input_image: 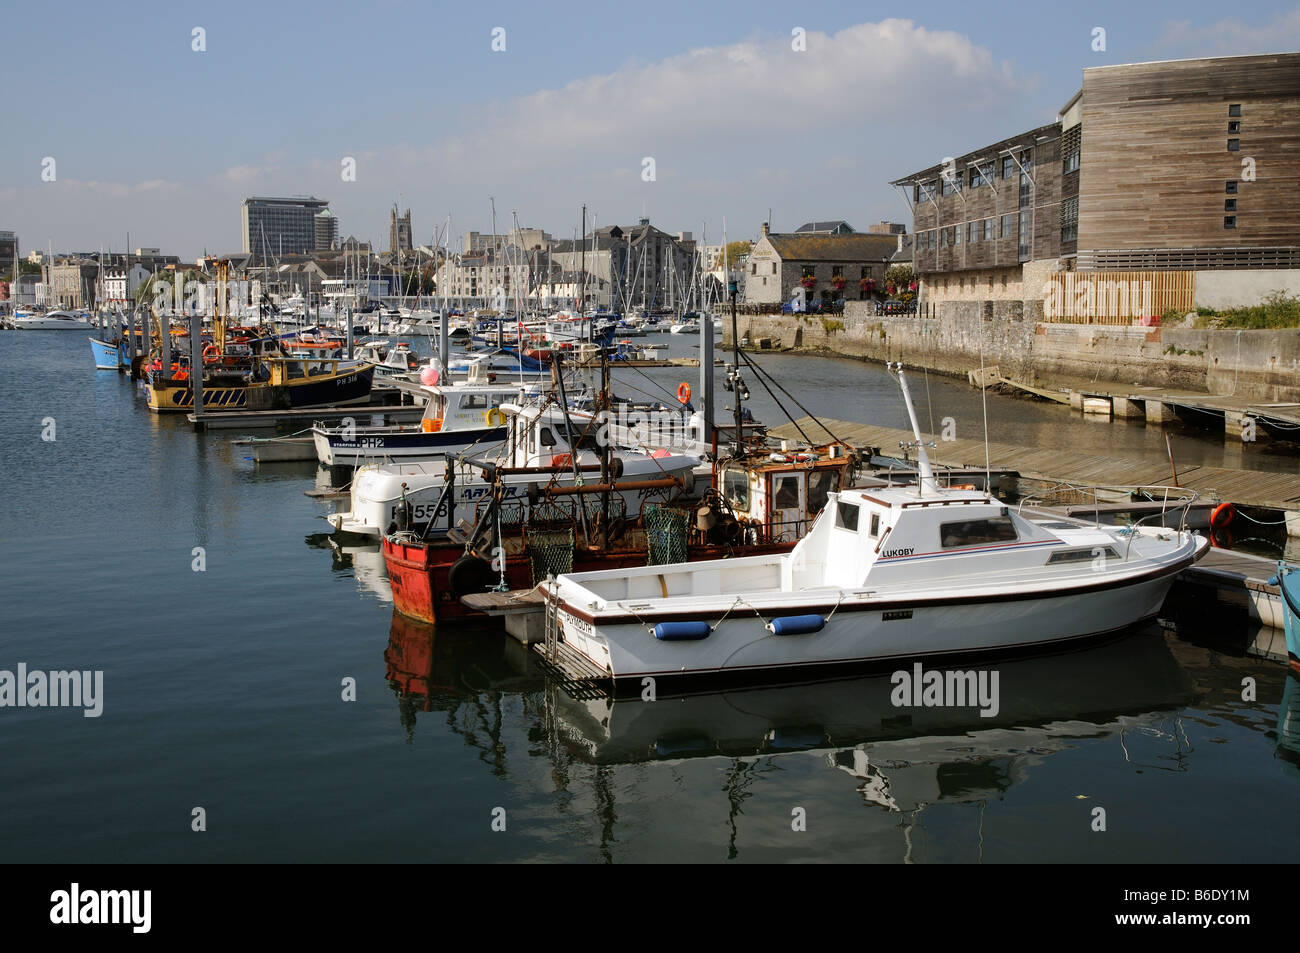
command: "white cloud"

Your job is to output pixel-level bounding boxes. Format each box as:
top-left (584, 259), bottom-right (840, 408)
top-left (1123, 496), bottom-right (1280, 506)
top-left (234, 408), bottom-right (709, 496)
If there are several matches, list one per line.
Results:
top-left (7, 19), bottom-right (1029, 255)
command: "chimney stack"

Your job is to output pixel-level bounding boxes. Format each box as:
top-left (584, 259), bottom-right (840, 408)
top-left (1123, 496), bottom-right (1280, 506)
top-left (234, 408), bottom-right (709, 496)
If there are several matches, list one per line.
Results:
top-left (761, 222), bottom-right (770, 236)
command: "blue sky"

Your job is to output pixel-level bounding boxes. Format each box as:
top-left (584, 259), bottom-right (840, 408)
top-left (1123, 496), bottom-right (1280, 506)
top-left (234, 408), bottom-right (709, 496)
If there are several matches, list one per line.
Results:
top-left (4, 0), bottom-right (1300, 259)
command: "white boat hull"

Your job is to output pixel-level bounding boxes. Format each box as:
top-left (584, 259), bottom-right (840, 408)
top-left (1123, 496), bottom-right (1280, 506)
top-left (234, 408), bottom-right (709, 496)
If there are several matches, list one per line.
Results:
top-left (328, 456), bottom-right (699, 537)
top-left (555, 561), bottom-right (1195, 681)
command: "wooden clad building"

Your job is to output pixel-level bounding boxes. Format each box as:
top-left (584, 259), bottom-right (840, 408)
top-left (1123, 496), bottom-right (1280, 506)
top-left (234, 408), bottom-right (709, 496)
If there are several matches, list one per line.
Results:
top-left (1077, 53), bottom-right (1300, 270)
top-left (893, 52), bottom-right (1300, 278)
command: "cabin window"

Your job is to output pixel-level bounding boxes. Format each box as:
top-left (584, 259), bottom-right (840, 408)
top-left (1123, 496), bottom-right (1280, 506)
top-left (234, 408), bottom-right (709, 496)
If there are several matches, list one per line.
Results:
top-left (539, 427), bottom-right (556, 447)
top-left (772, 475), bottom-right (800, 509)
top-left (807, 470), bottom-right (839, 514)
top-left (869, 512), bottom-right (881, 537)
top-left (1047, 546), bottom-right (1119, 564)
top-left (940, 517), bottom-right (1018, 548)
top-left (835, 501), bottom-right (860, 532)
top-left (722, 469), bottom-right (749, 510)
top-left (461, 394), bottom-right (488, 410)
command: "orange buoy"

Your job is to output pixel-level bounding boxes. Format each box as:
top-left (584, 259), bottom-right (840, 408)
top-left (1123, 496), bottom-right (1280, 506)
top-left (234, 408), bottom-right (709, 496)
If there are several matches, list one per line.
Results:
top-left (203, 344), bottom-right (221, 363)
top-left (677, 381), bottom-right (691, 404)
top-left (1210, 502), bottom-right (1236, 529)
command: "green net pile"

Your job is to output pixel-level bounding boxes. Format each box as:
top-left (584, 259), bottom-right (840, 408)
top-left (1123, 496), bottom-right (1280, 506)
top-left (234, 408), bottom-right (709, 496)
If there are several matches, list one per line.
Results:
top-left (645, 505), bottom-right (689, 566)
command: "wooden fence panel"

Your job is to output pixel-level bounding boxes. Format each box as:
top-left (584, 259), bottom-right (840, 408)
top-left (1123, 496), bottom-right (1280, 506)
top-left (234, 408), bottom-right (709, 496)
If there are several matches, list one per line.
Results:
top-left (1042, 270), bottom-right (1195, 324)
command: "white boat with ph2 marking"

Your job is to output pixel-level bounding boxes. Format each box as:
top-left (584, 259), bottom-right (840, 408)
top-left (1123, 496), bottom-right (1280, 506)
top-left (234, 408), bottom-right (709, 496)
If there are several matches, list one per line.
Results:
top-left (542, 364), bottom-right (1209, 683)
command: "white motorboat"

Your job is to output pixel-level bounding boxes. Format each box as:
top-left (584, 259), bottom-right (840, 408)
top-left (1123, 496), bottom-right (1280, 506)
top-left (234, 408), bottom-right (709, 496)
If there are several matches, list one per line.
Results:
top-left (352, 340), bottom-right (421, 376)
top-left (327, 399), bottom-right (700, 537)
top-left (14, 309), bottom-right (94, 330)
top-left (542, 364), bottom-right (1209, 683)
top-left (312, 367), bottom-right (527, 466)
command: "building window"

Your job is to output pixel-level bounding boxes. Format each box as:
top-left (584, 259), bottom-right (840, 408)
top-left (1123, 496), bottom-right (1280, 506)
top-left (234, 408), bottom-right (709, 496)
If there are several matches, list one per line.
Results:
top-left (772, 263), bottom-right (777, 274)
top-left (983, 218), bottom-right (995, 240)
top-left (1000, 213), bottom-right (1016, 238)
top-left (1001, 156), bottom-right (1014, 179)
top-left (1228, 104), bottom-right (1242, 117)
top-left (1018, 211), bottom-right (1030, 260)
top-left (1228, 121), bottom-right (1241, 133)
top-left (941, 173), bottom-right (961, 197)
top-left (802, 265), bottom-right (815, 279)
top-left (969, 166), bottom-right (984, 188)
top-left (1227, 139), bottom-right (1240, 151)
top-left (954, 225), bottom-right (962, 244)
top-left (1226, 180), bottom-right (1238, 194)
top-left (1224, 216), bottom-right (1237, 229)
top-left (968, 221), bottom-right (979, 243)
top-left (751, 263), bottom-right (756, 275)
top-left (1225, 199), bottom-right (1237, 212)
top-left (832, 266), bottom-right (842, 277)
top-left (1061, 196), bottom-right (1079, 243)
top-left (1062, 126), bottom-right (1081, 175)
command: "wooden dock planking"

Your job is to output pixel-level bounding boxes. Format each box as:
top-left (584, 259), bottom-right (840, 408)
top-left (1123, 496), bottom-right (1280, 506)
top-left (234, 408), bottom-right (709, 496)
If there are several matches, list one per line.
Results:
top-left (770, 416), bottom-right (1300, 511)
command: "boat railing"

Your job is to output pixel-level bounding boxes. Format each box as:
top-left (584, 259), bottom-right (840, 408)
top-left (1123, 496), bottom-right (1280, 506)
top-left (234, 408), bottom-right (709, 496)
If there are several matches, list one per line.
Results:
top-left (1017, 481), bottom-right (1201, 556)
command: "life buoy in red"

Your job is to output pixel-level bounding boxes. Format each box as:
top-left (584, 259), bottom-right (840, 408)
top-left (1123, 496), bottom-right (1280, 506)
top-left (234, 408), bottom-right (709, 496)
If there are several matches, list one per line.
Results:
top-left (551, 452), bottom-right (572, 468)
top-left (1210, 502), bottom-right (1235, 530)
top-left (677, 381), bottom-right (691, 404)
top-left (1211, 527), bottom-right (1234, 550)
top-left (203, 344), bottom-right (221, 363)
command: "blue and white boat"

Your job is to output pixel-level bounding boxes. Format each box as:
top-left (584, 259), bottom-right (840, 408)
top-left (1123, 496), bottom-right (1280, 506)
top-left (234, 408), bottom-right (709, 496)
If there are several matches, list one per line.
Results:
top-left (311, 367), bottom-right (526, 466)
top-left (1270, 562), bottom-right (1300, 673)
top-left (89, 336), bottom-right (122, 369)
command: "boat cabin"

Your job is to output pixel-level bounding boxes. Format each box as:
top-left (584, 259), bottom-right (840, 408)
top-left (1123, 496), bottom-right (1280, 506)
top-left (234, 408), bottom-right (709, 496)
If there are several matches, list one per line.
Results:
top-left (717, 447), bottom-right (855, 543)
top-left (787, 485), bottom-right (1079, 589)
top-left (419, 379), bottom-right (524, 433)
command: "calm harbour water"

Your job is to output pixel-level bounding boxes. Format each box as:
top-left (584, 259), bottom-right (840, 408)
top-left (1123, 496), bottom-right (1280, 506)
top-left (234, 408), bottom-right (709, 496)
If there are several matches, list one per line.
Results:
top-left (1, 330), bottom-right (1298, 863)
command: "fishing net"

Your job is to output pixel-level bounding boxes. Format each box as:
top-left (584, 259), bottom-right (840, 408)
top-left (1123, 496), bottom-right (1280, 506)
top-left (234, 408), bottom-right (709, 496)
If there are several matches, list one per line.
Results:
top-left (645, 505), bottom-right (689, 566)
top-left (529, 529), bottom-right (574, 585)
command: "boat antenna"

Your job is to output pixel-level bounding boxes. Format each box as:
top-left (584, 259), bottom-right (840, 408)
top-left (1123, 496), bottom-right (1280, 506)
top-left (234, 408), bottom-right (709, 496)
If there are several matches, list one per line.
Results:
top-left (888, 362), bottom-right (938, 497)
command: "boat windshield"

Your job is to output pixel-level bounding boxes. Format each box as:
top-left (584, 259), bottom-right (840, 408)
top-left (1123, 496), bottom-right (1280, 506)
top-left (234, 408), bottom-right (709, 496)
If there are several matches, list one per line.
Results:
top-left (722, 468), bottom-right (749, 511)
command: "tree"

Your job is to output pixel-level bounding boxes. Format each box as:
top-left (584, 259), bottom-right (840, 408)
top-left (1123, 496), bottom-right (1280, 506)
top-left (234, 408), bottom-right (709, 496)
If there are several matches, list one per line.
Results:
top-left (720, 241), bottom-right (752, 268)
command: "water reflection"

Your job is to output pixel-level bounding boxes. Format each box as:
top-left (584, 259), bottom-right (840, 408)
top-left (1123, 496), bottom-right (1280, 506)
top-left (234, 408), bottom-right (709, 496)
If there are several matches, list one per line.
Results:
top-left (382, 611), bottom-right (1300, 858)
top-left (305, 532), bottom-right (393, 603)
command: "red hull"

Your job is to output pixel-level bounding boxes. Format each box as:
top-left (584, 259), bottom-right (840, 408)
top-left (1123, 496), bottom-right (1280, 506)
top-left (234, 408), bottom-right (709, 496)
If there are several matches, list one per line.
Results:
top-left (383, 536), bottom-right (793, 625)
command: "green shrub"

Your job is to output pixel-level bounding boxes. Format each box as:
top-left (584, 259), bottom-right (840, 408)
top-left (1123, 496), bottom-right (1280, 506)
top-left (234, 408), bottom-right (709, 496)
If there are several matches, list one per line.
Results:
top-left (1195, 291), bottom-right (1300, 329)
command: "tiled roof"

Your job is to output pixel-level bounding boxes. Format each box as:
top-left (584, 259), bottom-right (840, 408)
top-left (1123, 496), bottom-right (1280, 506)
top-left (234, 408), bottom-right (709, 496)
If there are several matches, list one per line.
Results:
top-left (765, 233), bottom-right (899, 263)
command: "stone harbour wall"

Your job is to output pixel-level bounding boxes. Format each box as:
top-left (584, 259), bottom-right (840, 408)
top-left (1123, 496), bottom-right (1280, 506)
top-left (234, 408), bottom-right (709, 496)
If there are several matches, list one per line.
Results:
top-left (725, 303), bottom-right (1300, 402)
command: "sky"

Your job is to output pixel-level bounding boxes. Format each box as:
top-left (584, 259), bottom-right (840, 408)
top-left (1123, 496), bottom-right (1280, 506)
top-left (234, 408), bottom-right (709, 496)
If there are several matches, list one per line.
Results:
top-left (3, 0), bottom-right (1300, 260)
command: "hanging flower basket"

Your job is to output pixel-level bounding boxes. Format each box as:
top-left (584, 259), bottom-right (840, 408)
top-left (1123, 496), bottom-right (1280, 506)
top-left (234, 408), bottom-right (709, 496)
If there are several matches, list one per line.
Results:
top-left (799, 276), bottom-right (817, 290)
top-left (860, 277), bottom-right (875, 291)
top-left (831, 275), bottom-right (847, 291)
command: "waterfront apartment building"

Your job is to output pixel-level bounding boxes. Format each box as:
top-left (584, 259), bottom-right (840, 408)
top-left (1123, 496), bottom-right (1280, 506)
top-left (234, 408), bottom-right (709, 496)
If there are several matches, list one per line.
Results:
top-left (549, 220), bottom-right (699, 312)
top-left (242, 196), bottom-right (331, 262)
top-left (890, 52), bottom-right (1300, 322)
top-left (436, 245), bottom-right (533, 305)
